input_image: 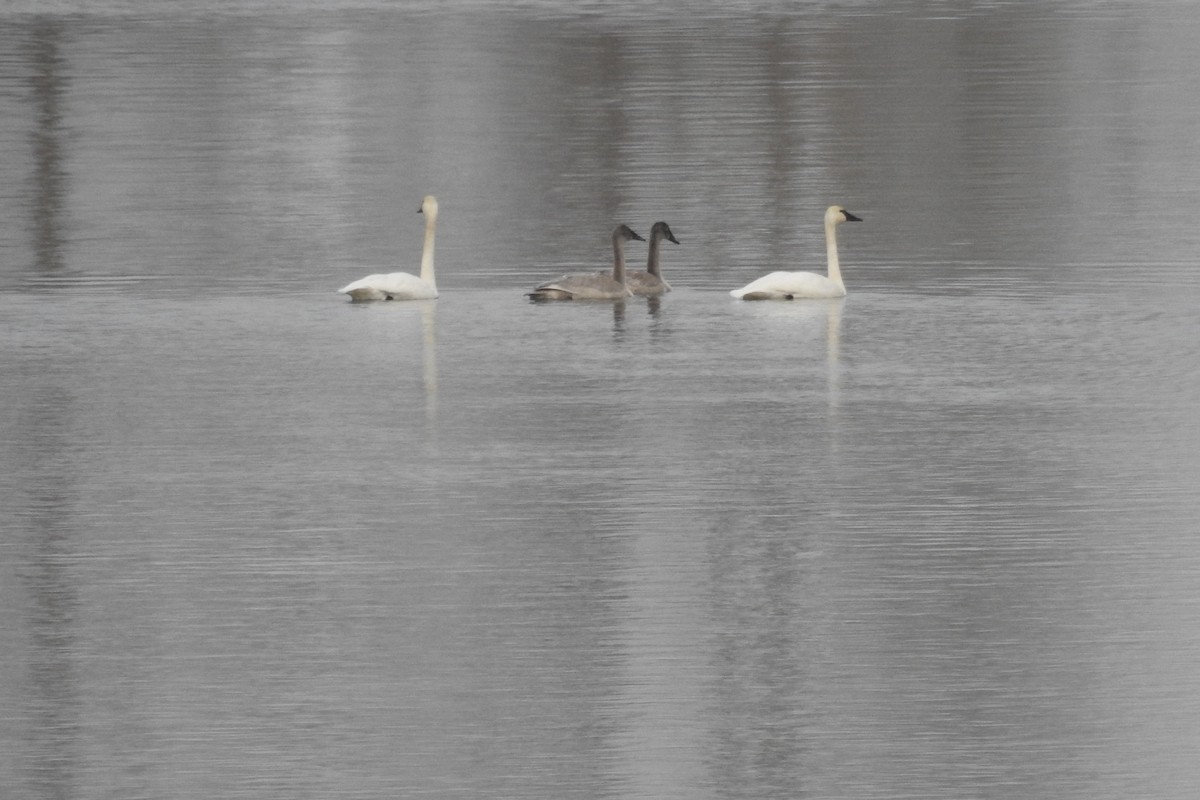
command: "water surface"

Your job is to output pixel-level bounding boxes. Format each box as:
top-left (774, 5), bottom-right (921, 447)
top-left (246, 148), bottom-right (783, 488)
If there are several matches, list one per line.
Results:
top-left (3, 3), bottom-right (1200, 799)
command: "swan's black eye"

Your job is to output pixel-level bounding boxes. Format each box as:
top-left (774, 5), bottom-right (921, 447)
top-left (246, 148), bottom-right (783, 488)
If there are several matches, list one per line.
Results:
top-left (784, 294), bottom-right (794, 300)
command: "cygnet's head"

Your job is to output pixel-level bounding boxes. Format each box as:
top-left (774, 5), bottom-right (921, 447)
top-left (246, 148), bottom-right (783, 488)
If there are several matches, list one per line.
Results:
top-left (826, 205), bottom-right (862, 225)
top-left (419, 195), bottom-right (439, 218)
top-left (613, 224), bottom-right (646, 242)
top-left (651, 221), bottom-right (680, 245)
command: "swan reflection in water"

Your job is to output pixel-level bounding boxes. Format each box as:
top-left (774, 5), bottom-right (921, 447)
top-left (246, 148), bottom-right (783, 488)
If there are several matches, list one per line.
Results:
top-left (420, 300), bottom-right (437, 428)
top-left (732, 295), bottom-right (844, 413)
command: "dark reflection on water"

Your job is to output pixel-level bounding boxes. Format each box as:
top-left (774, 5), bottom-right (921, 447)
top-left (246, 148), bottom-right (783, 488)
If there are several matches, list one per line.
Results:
top-left (27, 18), bottom-right (68, 276)
top-left (3, 2), bottom-right (1200, 800)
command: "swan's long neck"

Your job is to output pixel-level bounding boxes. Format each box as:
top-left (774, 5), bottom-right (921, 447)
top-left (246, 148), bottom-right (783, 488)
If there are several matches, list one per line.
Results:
top-left (612, 233), bottom-right (628, 285)
top-left (824, 217), bottom-right (844, 291)
top-left (646, 232), bottom-right (662, 277)
top-left (420, 213), bottom-right (437, 288)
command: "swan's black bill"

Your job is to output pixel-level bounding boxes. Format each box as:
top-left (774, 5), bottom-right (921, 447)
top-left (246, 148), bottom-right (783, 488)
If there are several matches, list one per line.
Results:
top-left (843, 210), bottom-right (863, 222)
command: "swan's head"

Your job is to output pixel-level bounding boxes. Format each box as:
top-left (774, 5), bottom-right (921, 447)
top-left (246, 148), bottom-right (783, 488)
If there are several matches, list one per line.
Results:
top-left (826, 205), bottom-right (862, 225)
top-left (651, 221), bottom-right (680, 245)
top-left (418, 195), bottom-right (438, 219)
top-left (613, 224), bottom-right (646, 243)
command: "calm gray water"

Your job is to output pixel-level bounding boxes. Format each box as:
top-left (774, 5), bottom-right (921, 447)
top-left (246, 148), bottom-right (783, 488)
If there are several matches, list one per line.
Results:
top-left (3, 2), bottom-right (1200, 798)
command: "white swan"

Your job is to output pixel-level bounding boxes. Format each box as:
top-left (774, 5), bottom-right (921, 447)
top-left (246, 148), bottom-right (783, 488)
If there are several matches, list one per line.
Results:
top-left (527, 225), bottom-right (645, 301)
top-left (339, 195), bottom-right (439, 301)
top-left (730, 205), bottom-right (862, 300)
top-left (626, 221), bottom-right (680, 296)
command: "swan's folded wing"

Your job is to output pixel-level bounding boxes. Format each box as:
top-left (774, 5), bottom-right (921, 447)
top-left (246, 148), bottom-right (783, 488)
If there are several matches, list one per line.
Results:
top-left (531, 273), bottom-right (576, 291)
top-left (339, 273), bottom-right (387, 294)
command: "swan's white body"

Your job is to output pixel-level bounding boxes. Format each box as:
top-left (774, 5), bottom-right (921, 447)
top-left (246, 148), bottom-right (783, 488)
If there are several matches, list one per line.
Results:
top-left (732, 270), bottom-right (845, 300)
top-left (527, 225), bottom-right (644, 301)
top-left (339, 195), bottom-right (439, 301)
top-left (626, 221), bottom-right (679, 297)
top-left (731, 205), bottom-right (862, 300)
